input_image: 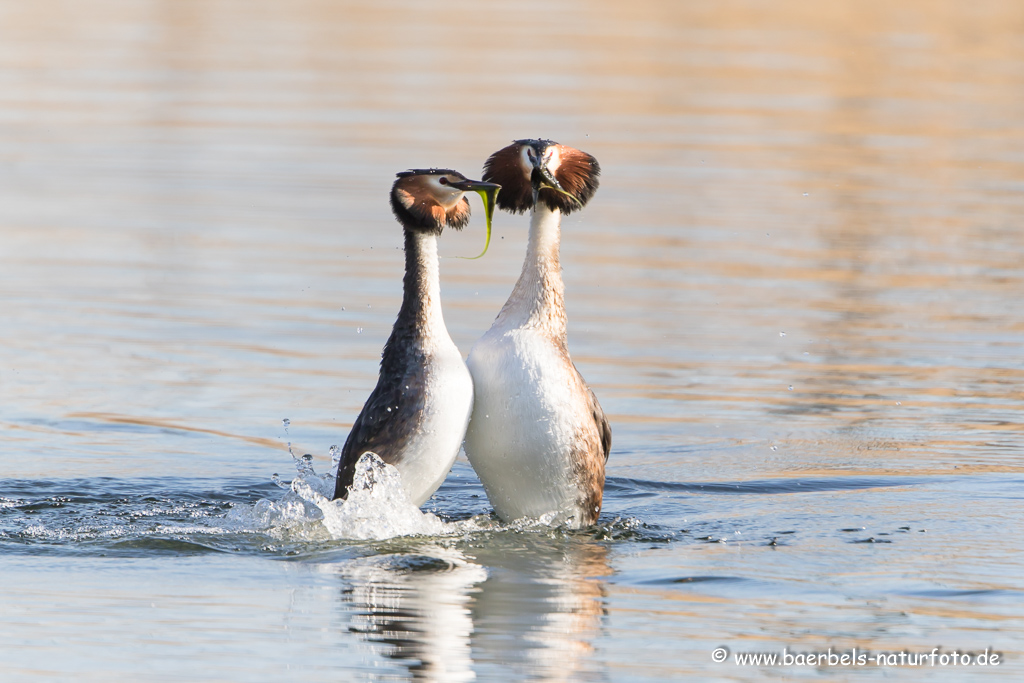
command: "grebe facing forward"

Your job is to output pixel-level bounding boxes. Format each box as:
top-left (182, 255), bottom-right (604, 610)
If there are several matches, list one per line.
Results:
top-left (332, 169), bottom-right (499, 506)
top-left (464, 140), bottom-right (610, 528)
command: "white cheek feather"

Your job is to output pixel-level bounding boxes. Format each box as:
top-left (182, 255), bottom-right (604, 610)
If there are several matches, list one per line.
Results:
top-left (519, 145), bottom-right (536, 177)
top-left (544, 145), bottom-right (561, 171)
top-left (425, 176), bottom-right (464, 210)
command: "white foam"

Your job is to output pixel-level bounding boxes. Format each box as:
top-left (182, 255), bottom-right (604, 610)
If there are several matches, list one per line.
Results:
top-left (303, 452), bottom-right (460, 540)
top-left (239, 452), bottom-right (463, 542)
top-left (235, 449), bottom-right (611, 543)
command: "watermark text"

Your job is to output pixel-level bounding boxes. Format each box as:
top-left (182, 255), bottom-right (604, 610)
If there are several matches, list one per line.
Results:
top-left (711, 646), bottom-right (1001, 668)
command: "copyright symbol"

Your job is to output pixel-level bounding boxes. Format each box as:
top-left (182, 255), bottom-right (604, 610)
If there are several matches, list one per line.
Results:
top-left (712, 647), bottom-right (728, 663)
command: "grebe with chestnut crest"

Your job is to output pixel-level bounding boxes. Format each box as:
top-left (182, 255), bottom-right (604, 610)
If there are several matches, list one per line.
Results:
top-left (464, 140), bottom-right (610, 528)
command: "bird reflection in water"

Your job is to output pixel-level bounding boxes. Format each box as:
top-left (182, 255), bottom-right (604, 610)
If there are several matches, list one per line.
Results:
top-left (336, 545), bottom-right (484, 682)
top-left (468, 537), bottom-right (611, 682)
top-left (334, 537), bottom-right (611, 682)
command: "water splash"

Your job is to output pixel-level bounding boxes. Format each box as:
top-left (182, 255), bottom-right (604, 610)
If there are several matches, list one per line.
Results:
top-left (295, 453), bottom-right (454, 541)
top-left (236, 451), bottom-right (459, 542)
top-left (240, 448), bottom-right (640, 542)
top-left (1, 452), bottom-right (660, 556)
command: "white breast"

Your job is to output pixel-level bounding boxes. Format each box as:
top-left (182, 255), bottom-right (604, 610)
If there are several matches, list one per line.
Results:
top-left (463, 204), bottom-right (605, 527)
top-left (398, 335), bottom-right (474, 507)
top-left (464, 325), bottom-right (585, 524)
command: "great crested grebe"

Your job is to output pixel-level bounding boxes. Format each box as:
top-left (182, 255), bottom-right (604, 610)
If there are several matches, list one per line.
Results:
top-left (463, 140), bottom-right (610, 527)
top-left (332, 169), bottom-right (499, 506)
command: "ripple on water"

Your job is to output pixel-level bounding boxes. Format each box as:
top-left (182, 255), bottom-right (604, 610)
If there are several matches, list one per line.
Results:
top-left (0, 454), bottom-right (673, 558)
top-left (607, 475), bottom-right (928, 495)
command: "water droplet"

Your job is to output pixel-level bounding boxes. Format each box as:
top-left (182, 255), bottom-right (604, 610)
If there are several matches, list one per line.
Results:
top-left (802, 192), bottom-right (809, 196)
top-left (386, 407), bottom-right (392, 412)
top-left (896, 401), bottom-right (901, 405)
top-left (282, 418), bottom-right (290, 428)
top-left (770, 445), bottom-right (778, 451)
top-left (788, 385), bottom-right (793, 391)
top-left (779, 332), bottom-right (786, 337)
top-left (356, 327), bottom-right (363, 334)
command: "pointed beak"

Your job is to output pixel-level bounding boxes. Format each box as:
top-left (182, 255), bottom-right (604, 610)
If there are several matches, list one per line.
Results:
top-left (530, 158), bottom-right (582, 207)
top-left (449, 179), bottom-right (500, 259)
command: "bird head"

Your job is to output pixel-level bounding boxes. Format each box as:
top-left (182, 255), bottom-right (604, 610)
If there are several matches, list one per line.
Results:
top-left (390, 169), bottom-right (500, 237)
top-left (482, 139), bottom-right (600, 215)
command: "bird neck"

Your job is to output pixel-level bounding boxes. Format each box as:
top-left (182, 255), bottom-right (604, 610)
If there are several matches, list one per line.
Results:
top-left (495, 204), bottom-right (567, 341)
top-left (388, 230), bottom-right (447, 355)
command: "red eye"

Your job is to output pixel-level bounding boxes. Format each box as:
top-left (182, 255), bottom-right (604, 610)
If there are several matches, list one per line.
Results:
top-left (439, 177), bottom-right (449, 185)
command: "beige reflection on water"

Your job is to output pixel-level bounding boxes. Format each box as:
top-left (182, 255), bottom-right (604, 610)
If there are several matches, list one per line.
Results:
top-left (332, 546), bottom-right (484, 682)
top-left (329, 538), bottom-right (610, 682)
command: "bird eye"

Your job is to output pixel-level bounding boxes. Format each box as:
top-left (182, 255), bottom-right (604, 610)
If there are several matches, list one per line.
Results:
top-left (438, 177), bottom-right (449, 185)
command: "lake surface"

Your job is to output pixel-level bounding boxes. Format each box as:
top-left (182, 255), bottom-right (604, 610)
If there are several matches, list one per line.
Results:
top-left (2, 1), bottom-right (1023, 680)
